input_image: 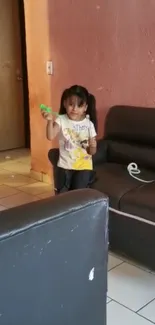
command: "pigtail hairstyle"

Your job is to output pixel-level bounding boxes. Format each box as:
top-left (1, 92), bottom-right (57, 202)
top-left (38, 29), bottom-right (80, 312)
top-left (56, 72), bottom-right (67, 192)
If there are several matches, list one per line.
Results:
top-left (87, 93), bottom-right (98, 133)
top-left (59, 88), bottom-right (69, 114)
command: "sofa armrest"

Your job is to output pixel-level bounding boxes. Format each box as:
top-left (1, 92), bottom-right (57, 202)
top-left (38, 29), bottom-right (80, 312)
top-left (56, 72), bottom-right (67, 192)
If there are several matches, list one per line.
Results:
top-left (0, 189), bottom-right (108, 325)
top-left (93, 139), bottom-right (108, 166)
top-left (0, 189), bottom-right (108, 241)
top-left (48, 148), bottom-right (59, 167)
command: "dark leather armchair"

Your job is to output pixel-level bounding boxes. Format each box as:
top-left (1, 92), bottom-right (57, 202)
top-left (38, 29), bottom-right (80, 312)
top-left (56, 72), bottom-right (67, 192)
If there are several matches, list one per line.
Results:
top-left (0, 189), bottom-right (108, 325)
top-left (92, 105), bottom-right (155, 270)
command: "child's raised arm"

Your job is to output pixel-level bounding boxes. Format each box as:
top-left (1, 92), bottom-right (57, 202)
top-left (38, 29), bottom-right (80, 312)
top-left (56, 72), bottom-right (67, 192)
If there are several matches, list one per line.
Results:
top-left (41, 111), bottom-right (60, 140)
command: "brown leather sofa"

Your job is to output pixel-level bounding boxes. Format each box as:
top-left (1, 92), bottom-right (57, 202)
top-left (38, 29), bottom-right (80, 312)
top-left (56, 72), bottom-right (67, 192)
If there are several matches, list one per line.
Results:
top-left (92, 105), bottom-right (155, 270)
top-left (0, 189), bottom-right (108, 325)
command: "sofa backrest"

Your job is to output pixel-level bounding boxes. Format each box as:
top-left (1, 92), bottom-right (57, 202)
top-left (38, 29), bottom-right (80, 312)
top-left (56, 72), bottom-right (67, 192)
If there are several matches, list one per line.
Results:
top-left (0, 189), bottom-right (108, 325)
top-left (106, 140), bottom-right (155, 170)
top-left (104, 106), bottom-right (155, 169)
top-left (104, 105), bottom-right (155, 146)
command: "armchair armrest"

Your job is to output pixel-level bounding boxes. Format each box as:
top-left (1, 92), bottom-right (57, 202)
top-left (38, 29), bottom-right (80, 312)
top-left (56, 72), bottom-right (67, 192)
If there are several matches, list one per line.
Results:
top-left (48, 148), bottom-right (59, 167)
top-left (93, 139), bottom-right (108, 166)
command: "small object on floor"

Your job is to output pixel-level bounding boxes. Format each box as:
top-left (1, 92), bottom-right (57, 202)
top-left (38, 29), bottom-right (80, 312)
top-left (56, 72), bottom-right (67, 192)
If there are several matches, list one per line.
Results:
top-left (5, 156), bottom-right (11, 160)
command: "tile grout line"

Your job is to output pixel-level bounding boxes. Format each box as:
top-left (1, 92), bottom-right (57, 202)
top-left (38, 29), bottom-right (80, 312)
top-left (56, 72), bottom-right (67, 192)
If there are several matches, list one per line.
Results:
top-left (108, 298), bottom-right (155, 324)
top-left (136, 297), bottom-right (155, 313)
top-left (0, 188), bottom-right (34, 200)
top-left (0, 180), bottom-right (53, 191)
top-left (0, 183), bottom-right (53, 198)
top-left (0, 169), bottom-right (53, 187)
top-left (0, 190), bottom-right (53, 209)
top-left (135, 313), bottom-right (155, 324)
top-left (2, 169), bottom-right (35, 181)
top-left (108, 261), bottom-right (124, 272)
top-left (120, 257), bottom-right (155, 275)
top-left (109, 252), bottom-right (155, 276)
top-left (18, 188), bottom-right (53, 196)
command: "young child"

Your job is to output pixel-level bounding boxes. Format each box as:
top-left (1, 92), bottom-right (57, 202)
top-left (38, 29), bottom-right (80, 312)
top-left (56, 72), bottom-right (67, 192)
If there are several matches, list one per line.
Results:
top-left (42, 85), bottom-right (97, 193)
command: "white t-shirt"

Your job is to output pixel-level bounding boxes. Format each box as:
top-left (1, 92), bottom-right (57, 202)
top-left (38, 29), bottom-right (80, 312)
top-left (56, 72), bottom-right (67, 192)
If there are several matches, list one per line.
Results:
top-left (55, 114), bottom-right (97, 170)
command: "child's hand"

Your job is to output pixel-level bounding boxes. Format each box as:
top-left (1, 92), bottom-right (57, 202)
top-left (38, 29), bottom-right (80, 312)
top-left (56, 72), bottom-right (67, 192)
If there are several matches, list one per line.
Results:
top-left (41, 111), bottom-right (53, 121)
top-left (87, 137), bottom-right (97, 155)
top-left (89, 137), bottom-right (97, 148)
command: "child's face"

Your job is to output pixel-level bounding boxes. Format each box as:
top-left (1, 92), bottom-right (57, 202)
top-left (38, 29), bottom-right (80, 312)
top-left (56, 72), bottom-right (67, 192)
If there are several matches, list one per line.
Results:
top-left (65, 95), bottom-right (87, 121)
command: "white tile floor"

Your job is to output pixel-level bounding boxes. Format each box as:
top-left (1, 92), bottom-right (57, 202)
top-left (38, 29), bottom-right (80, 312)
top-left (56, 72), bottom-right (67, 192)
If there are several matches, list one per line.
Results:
top-left (107, 253), bottom-right (155, 324)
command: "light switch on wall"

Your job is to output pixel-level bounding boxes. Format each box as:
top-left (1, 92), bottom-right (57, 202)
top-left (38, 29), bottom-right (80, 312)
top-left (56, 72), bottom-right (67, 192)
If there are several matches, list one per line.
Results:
top-left (46, 61), bottom-right (53, 75)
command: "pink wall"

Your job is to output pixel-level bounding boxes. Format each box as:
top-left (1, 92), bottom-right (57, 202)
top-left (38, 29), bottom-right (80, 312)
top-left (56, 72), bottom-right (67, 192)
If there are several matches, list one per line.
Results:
top-left (24, 0), bottom-right (155, 179)
top-left (48, 0), bottom-right (155, 138)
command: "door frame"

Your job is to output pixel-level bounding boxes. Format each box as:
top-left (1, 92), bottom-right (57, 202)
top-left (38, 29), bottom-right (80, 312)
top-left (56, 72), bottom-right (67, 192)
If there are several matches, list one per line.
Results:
top-left (18, 0), bottom-right (30, 148)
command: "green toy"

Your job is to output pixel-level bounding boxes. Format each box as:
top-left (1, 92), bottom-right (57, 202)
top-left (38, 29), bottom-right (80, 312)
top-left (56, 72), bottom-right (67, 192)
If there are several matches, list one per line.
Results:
top-left (40, 104), bottom-right (59, 116)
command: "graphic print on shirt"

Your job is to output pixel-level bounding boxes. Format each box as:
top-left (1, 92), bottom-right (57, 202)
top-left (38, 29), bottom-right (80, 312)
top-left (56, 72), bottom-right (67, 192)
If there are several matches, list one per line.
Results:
top-left (55, 114), bottom-right (96, 170)
top-left (62, 126), bottom-right (92, 170)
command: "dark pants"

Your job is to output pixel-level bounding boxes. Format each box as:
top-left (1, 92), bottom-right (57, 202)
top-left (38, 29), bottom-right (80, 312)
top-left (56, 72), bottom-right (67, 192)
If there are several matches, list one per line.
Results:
top-left (55, 168), bottom-right (92, 194)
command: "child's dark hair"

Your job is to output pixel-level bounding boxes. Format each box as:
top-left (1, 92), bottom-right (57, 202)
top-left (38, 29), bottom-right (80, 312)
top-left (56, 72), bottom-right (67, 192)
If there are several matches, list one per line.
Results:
top-left (59, 85), bottom-right (97, 132)
top-left (59, 88), bottom-right (69, 113)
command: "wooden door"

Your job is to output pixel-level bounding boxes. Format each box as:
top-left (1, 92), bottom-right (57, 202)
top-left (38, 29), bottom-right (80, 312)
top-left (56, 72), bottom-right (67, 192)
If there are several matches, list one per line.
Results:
top-left (0, 0), bottom-right (25, 150)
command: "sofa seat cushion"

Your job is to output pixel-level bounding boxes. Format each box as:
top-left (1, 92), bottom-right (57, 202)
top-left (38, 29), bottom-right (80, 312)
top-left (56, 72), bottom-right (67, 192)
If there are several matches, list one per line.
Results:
top-left (107, 140), bottom-right (155, 170)
top-left (120, 181), bottom-right (155, 223)
top-left (92, 163), bottom-right (155, 209)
